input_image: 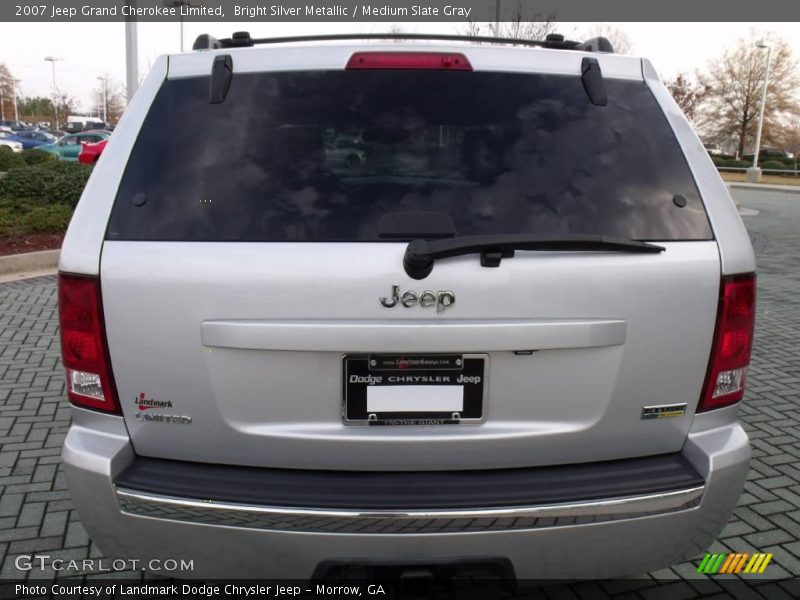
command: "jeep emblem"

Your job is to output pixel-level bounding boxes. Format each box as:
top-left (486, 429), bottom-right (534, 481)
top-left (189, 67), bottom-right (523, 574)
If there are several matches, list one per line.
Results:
top-left (380, 285), bottom-right (455, 313)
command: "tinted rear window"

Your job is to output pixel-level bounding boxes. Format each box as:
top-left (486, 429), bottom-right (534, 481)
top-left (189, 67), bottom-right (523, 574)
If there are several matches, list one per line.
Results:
top-left (107, 70), bottom-right (711, 242)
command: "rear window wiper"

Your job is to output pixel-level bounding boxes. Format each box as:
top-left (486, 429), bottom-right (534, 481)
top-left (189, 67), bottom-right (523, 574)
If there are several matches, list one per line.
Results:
top-left (403, 234), bottom-right (665, 279)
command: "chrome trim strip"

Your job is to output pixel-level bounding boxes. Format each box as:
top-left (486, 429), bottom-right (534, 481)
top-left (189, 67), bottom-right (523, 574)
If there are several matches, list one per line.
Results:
top-left (115, 485), bottom-right (705, 534)
top-left (200, 318), bottom-right (627, 353)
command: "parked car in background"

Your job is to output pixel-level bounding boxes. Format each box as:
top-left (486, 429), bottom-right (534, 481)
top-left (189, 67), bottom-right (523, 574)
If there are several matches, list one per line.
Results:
top-left (3, 129), bottom-right (58, 149)
top-left (39, 131), bottom-right (110, 161)
top-left (21, 130), bottom-right (59, 143)
top-left (64, 116), bottom-right (106, 134)
top-left (0, 138), bottom-right (23, 153)
top-left (703, 142), bottom-right (722, 156)
top-left (39, 128), bottom-right (64, 139)
top-left (0, 119), bottom-right (28, 131)
top-left (63, 122), bottom-right (87, 134)
top-left (79, 139), bottom-right (107, 165)
top-left (324, 138), bottom-right (367, 169)
top-left (0, 130), bottom-right (26, 152)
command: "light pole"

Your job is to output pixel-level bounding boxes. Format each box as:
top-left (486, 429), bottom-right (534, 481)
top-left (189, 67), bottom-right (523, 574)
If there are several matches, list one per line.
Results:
top-left (0, 85), bottom-right (4, 121)
top-left (125, 1), bottom-right (139, 102)
top-left (13, 79), bottom-right (19, 122)
top-left (164, 1), bottom-right (191, 52)
top-left (44, 56), bottom-right (64, 130)
top-left (747, 41), bottom-right (772, 183)
top-left (97, 76), bottom-right (107, 123)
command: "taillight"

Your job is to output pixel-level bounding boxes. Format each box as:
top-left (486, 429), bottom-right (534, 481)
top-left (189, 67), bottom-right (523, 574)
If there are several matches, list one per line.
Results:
top-left (58, 273), bottom-right (120, 414)
top-left (698, 274), bottom-right (756, 412)
top-left (346, 52), bottom-right (473, 71)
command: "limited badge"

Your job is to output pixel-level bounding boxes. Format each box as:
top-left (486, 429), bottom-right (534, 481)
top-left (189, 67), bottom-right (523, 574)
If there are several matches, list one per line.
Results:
top-left (641, 404), bottom-right (688, 419)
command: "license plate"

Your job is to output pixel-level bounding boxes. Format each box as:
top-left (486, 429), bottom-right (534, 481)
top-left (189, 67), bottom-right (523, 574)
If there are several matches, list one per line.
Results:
top-left (343, 354), bottom-right (487, 426)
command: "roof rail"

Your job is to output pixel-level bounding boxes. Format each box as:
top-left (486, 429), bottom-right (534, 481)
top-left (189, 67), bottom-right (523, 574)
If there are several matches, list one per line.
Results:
top-left (192, 32), bottom-right (615, 53)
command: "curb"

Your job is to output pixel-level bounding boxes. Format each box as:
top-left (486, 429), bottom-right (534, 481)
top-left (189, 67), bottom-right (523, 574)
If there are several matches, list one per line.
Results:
top-left (728, 182), bottom-right (800, 195)
top-left (0, 249), bottom-right (59, 276)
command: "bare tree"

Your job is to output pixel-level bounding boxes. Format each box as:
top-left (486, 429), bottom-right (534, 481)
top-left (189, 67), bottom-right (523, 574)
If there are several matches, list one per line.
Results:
top-left (665, 73), bottom-right (707, 121)
top-left (386, 23), bottom-right (407, 43)
top-left (53, 91), bottom-right (77, 121)
top-left (697, 31), bottom-right (800, 158)
top-left (0, 64), bottom-right (17, 121)
top-left (91, 75), bottom-right (126, 123)
top-left (386, 24), bottom-right (404, 34)
top-left (584, 23), bottom-right (633, 54)
top-left (459, 1), bottom-right (555, 41)
top-left (779, 121), bottom-right (800, 172)
top-left (499, 7), bottom-right (555, 41)
top-left (461, 19), bottom-right (484, 39)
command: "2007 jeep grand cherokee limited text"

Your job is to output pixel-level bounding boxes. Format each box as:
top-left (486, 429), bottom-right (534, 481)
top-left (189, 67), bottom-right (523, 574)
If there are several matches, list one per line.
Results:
top-left (58, 32), bottom-right (755, 580)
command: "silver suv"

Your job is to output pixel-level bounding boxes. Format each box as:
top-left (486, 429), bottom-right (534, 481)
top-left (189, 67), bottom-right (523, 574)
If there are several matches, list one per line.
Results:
top-left (59, 33), bottom-right (755, 580)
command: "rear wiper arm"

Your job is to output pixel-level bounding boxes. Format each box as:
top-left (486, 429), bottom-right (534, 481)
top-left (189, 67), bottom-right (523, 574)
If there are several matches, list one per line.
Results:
top-left (403, 234), bottom-right (665, 279)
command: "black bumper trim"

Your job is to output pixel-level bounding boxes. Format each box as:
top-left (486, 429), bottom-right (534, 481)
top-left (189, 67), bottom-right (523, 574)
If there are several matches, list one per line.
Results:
top-left (115, 453), bottom-right (704, 510)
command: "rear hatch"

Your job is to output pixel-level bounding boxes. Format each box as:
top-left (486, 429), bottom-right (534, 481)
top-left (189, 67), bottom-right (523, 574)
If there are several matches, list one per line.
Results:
top-left (100, 48), bottom-right (720, 470)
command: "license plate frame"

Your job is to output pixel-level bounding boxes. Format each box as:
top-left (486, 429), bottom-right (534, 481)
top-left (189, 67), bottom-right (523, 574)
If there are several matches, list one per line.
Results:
top-left (342, 353), bottom-right (488, 426)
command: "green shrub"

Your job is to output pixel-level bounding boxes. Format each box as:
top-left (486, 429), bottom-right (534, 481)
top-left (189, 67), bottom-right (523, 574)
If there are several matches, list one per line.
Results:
top-left (0, 198), bottom-right (73, 237)
top-left (716, 157), bottom-right (742, 167)
top-left (761, 160), bottom-right (787, 170)
top-left (0, 146), bottom-right (27, 171)
top-left (724, 159), bottom-right (751, 168)
top-left (0, 161), bottom-right (93, 207)
top-left (21, 148), bottom-right (58, 166)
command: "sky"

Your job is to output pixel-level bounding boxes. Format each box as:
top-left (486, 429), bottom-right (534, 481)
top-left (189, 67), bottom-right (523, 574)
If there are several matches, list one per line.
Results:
top-left (1, 21), bottom-right (799, 113)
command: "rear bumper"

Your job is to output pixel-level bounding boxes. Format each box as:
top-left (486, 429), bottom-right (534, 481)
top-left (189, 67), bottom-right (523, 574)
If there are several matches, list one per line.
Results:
top-left (62, 408), bottom-right (749, 579)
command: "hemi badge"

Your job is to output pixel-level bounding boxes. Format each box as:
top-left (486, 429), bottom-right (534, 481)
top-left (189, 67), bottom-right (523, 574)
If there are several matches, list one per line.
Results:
top-left (641, 404), bottom-right (688, 419)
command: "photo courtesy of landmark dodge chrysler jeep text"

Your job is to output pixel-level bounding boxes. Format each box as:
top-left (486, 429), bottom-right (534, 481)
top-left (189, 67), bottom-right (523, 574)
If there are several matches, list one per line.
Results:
top-left (58, 32), bottom-right (755, 580)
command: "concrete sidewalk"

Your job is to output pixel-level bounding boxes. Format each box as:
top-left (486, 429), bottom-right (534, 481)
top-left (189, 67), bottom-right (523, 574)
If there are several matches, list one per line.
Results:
top-left (728, 182), bottom-right (800, 195)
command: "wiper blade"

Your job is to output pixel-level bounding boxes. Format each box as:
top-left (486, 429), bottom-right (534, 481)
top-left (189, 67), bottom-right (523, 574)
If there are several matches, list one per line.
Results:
top-left (403, 234), bottom-right (665, 279)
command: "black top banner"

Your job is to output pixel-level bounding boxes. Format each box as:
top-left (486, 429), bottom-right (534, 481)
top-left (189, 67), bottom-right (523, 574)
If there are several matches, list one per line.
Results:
top-left (4, 0), bottom-right (800, 22)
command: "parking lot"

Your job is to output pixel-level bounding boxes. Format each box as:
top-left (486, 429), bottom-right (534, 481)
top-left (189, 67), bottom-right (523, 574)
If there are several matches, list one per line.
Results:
top-left (0, 187), bottom-right (799, 596)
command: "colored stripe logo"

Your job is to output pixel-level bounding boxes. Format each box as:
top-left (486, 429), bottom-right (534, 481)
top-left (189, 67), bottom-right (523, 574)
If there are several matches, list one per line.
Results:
top-left (697, 552), bottom-right (773, 574)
